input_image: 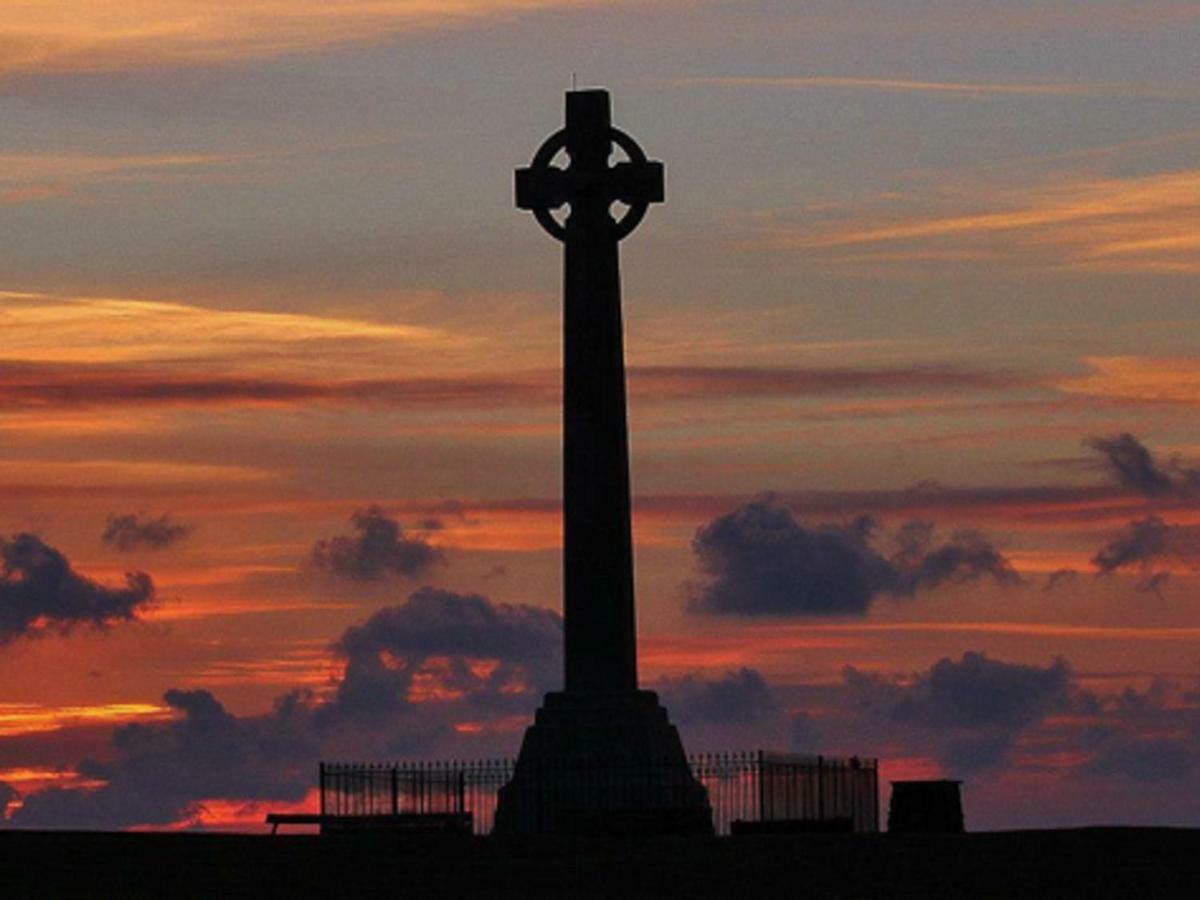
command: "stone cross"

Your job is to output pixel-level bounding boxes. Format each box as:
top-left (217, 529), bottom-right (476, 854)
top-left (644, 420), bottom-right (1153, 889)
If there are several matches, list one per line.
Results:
top-left (497, 92), bottom-right (709, 835)
top-left (515, 89), bottom-right (665, 695)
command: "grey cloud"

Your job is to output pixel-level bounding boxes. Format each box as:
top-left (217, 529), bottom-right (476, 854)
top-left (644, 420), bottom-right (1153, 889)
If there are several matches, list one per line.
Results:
top-left (0, 781), bottom-right (16, 820)
top-left (1093, 516), bottom-right (1170, 572)
top-left (845, 651), bottom-right (1073, 730)
top-left (311, 506), bottom-right (444, 581)
top-left (1082, 682), bottom-right (1197, 782)
top-left (1084, 736), bottom-right (1194, 783)
top-left (688, 497), bottom-right (1018, 617)
top-left (661, 668), bottom-right (776, 725)
top-left (12, 688), bottom-right (317, 829)
top-left (12, 588), bottom-right (562, 829)
top-left (815, 652), bottom-right (1078, 772)
top-left (0, 360), bottom-right (1019, 412)
top-left (1091, 516), bottom-right (1200, 590)
top-left (1044, 568), bottom-right (1078, 591)
top-left (331, 586), bottom-right (561, 718)
top-left (1085, 433), bottom-right (1200, 497)
top-left (887, 521), bottom-right (1020, 596)
top-left (1, 533), bottom-right (155, 643)
top-left (102, 513), bottom-right (191, 552)
top-left (789, 712), bottom-right (822, 753)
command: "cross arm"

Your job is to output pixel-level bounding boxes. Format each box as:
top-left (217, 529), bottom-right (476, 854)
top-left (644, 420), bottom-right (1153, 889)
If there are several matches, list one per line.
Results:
top-left (516, 166), bottom-right (571, 211)
top-left (608, 160), bottom-right (665, 207)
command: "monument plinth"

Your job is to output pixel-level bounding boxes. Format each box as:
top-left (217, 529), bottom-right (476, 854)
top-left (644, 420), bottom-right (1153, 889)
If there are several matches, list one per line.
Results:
top-left (494, 90), bottom-right (711, 835)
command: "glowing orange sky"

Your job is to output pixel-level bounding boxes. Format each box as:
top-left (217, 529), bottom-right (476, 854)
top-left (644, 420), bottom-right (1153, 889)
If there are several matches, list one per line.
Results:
top-left (0, 0), bottom-right (1198, 832)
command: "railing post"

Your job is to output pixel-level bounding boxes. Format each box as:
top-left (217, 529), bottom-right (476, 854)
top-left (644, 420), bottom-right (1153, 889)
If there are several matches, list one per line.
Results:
top-left (391, 765), bottom-right (399, 816)
top-left (757, 749), bottom-right (766, 822)
top-left (817, 754), bottom-right (824, 820)
top-left (318, 762), bottom-right (326, 821)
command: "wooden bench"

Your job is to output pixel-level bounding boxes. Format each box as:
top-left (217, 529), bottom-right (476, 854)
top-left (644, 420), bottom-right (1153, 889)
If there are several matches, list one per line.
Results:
top-left (266, 812), bottom-right (472, 835)
top-left (266, 813), bottom-right (322, 835)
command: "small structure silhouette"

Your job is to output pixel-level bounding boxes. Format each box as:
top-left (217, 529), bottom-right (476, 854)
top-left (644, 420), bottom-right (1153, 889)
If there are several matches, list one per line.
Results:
top-left (887, 780), bottom-right (965, 834)
top-left (494, 88), bottom-right (709, 834)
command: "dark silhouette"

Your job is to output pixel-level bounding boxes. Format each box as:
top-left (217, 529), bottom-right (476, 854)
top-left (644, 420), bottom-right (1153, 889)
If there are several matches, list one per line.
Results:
top-left (0, 532), bottom-right (154, 643)
top-left (310, 506), bottom-right (443, 581)
top-left (102, 512), bottom-right (190, 551)
top-left (312, 752), bottom-right (877, 836)
top-left (888, 780), bottom-right (965, 834)
top-left (494, 90), bottom-right (709, 834)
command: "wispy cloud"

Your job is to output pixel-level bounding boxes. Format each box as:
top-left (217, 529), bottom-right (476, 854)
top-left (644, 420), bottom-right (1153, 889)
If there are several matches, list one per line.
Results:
top-left (0, 359), bottom-right (1021, 412)
top-left (0, 151), bottom-right (243, 206)
top-left (750, 170), bottom-right (1200, 275)
top-left (1060, 357), bottom-right (1200, 408)
top-left (0, 291), bottom-right (451, 365)
top-left (0, 1), bottom-right (609, 77)
top-left (0, 152), bottom-right (237, 185)
top-left (0, 702), bottom-right (172, 738)
top-left (0, 458), bottom-right (271, 488)
top-left (677, 76), bottom-right (1193, 100)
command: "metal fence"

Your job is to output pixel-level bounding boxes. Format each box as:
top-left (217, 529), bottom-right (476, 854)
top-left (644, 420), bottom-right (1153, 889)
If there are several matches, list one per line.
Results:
top-left (320, 752), bottom-right (877, 835)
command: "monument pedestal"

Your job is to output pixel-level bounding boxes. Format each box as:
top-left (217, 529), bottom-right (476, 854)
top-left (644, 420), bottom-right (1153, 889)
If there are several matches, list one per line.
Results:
top-left (493, 691), bottom-right (713, 835)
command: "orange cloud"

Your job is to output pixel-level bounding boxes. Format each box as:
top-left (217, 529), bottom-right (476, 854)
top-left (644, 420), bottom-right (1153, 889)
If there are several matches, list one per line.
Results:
top-left (0, 702), bottom-right (172, 738)
top-left (753, 169), bottom-right (1200, 275)
top-left (0, 291), bottom-right (450, 367)
top-left (180, 646), bottom-right (336, 688)
top-left (0, 458), bottom-right (271, 488)
top-left (641, 630), bottom-right (864, 677)
top-left (1059, 356), bottom-right (1200, 408)
top-left (0, 151), bottom-right (236, 187)
top-left (0, 2), bottom-right (612, 76)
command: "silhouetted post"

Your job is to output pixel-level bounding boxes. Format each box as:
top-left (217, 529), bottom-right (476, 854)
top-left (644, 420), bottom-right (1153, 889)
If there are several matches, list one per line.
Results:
top-left (496, 90), bottom-right (710, 835)
top-left (516, 89), bottom-right (663, 694)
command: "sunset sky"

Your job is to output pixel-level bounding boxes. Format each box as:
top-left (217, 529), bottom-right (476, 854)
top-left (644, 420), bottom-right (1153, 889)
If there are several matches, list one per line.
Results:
top-left (1, 1), bottom-right (1199, 831)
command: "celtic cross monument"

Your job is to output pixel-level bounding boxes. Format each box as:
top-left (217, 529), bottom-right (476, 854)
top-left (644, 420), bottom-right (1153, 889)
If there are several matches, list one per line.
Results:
top-left (494, 89), bottom-right (711, 834)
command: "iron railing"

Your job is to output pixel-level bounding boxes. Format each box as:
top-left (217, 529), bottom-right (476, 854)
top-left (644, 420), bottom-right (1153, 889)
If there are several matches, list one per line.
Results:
top-left (320, 752), bottom-right (878, 835)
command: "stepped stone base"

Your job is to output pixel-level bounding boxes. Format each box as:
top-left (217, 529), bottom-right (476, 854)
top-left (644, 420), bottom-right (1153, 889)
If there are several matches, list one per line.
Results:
top-left (493, 691), bottom-right (713, 835)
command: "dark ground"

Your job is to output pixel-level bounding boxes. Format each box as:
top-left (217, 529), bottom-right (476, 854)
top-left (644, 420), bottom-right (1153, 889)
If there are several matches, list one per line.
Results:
top-left (2, 827), bottom-right (1198, 898)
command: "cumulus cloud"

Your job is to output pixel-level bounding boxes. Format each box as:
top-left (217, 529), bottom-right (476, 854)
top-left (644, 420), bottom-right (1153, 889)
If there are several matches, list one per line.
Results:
top-left (0, 533), bottom-right (155, 643)
top-left (12, 688), bottom-right (318, 829)
top-left (1093, 517), bottom-right (1171, 573)
top-left (795, 652), bottom-right (1081, 773)
top-left (102, 513), bottom-right (191, 552)
top-left (330, 586), bottom-right (561, 718)
top-left (663, 654), bottom-right (1195, 790)
top-left (652, 667), bottom-right (793, 753)
top-left (10, 588), bottom-right (561, 828)
top-left (1081, 680), bottom-right (1198, 783)
top-left (688, 497), bottom-right (1018, 616)
top-left (660, 668), bottom-right (777, 725)
top-left (311, 506), bottom-right (443, 581)
top-left (844, 652), bottom-right (1073, 730)
top-left (789, 711), bottom-right (822, 753)
top-left (1084, 736), bottom-right (1194, 783)
top-left (1085, 433), bottom-right (1200, 497)
top-left (1091, 516), bottom-right (1200, 591)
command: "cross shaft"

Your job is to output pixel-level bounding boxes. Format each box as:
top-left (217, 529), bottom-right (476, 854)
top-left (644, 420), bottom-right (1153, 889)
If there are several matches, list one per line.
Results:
top-left (514, 90), bottom-right (664, 695)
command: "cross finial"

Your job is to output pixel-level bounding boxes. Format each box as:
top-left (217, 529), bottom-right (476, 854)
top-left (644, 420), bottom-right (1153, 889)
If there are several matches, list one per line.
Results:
top-left (516, 90), bottom-right (665, 242)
